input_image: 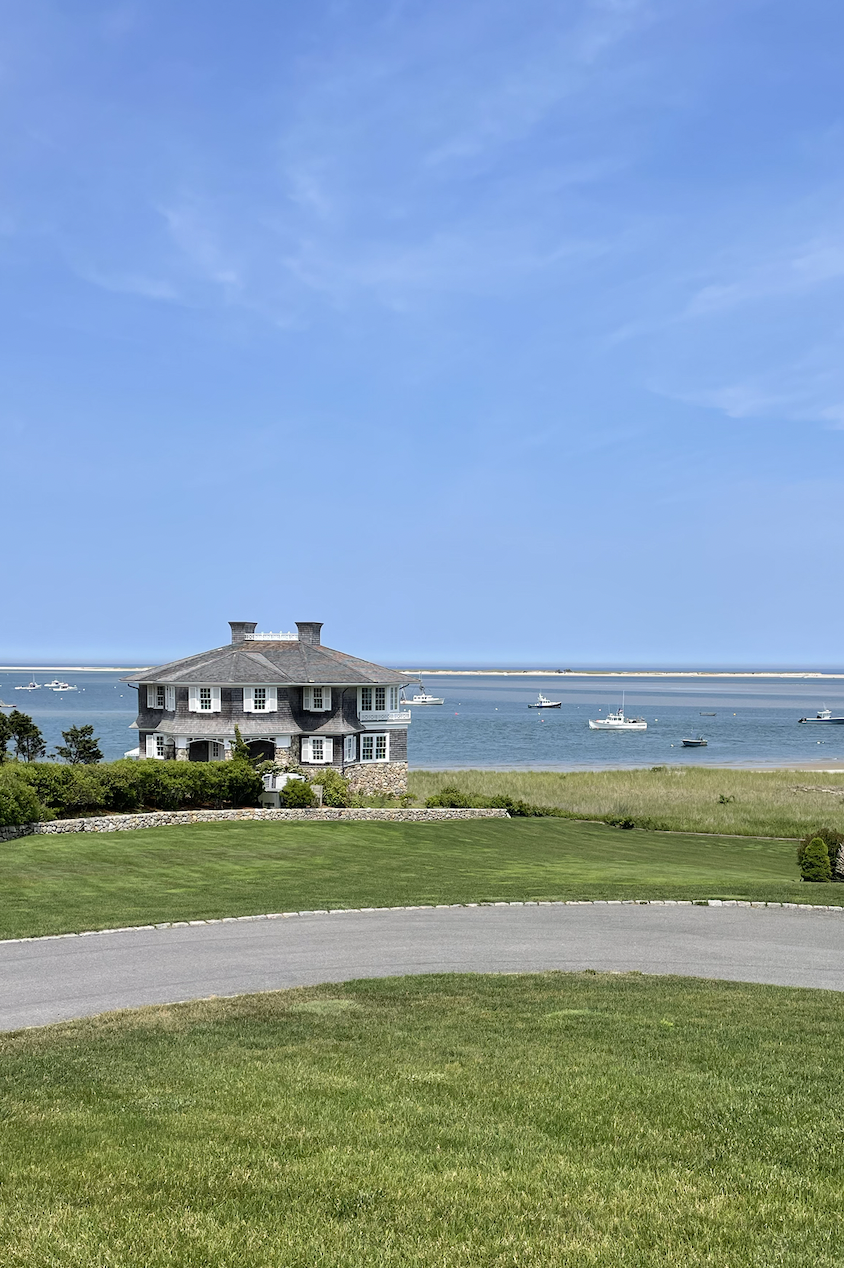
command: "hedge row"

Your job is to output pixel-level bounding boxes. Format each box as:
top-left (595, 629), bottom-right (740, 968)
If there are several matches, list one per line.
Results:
top-left (0, 759), bottom-right (264, 824)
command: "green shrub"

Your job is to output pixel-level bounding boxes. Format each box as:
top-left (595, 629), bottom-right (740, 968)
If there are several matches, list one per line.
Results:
top-left (800, 837), bottom-right (832, 883)
top-left (307, 768), bottom-right (352, 807)
top-left (0, 768), bottom-right (52, 826)
top-left (798, 828), bottom-right (844, 879)
top-left (425, 785), bottom-right (471, 808)
top-left (11, 758), bottom-right (263, 817)
top-left (281, 778), bottom-right (317, 808)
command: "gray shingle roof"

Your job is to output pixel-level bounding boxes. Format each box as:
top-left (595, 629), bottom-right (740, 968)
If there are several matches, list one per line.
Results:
top-left (124, 640), bottom-right (410, 687)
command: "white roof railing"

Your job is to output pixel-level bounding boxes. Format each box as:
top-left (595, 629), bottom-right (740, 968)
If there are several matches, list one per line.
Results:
top-left (244, 631), bottom-right (298, 642)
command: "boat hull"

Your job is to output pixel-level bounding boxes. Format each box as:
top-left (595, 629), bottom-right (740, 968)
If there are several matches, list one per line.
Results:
top-left (528, 702), bottom-right (562, 709)
top-left (588, 721), bottom-right (647, 731)
top-left (798, 718), bottom-right (844, 724)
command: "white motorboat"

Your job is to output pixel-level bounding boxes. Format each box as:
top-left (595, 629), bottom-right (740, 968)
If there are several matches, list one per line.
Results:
top-left (589, 696), bottom-right (647, 731)
top-left (798, 707), bottom-right (844, 724)
top-left (682, 736), bottom-right (708, 747)
top-left (528, 693), bottom-right (562, 709)
top-left (50, 682), bottom-right (77, 691)
top-left (404, 684), bottom-right (444, 706)
top-left (15, 680), bottom-right (40, 691)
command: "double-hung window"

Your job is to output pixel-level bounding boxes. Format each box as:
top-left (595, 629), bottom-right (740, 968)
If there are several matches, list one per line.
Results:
top-left (188, 686), bottom-right (222, 713)
top-left (243, 686), bottom-right (277, 712)
top-left (147, 685), bottom-right (176, 710)
top-left (302, 736), bottom-right (333, 763)
top-left (361, 733), bottom-right (389, 762)
top-left (145, 733), bottom-right (167, 759)
top-left (359, 686), bottom-right (399, 714)
top-left (344, 734), bottom-right (357, 762)
top-left (303, 686), bottom-right (331, 711)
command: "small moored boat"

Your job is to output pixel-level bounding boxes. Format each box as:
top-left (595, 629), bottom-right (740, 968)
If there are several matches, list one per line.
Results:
top-left (14, 680), bottom-right (40, 691)
top-left (528, 693), bottom-right (562, 709)
top-left (404, 683), bottom-right (444, 706)
top-left (682, 736), bottom-right (708, 747)
top-left (589, 696), bottom-right (647, 731)
top-left (798, 707), bottom-right (844, 724)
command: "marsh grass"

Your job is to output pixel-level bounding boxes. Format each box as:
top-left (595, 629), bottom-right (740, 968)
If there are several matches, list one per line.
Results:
top-left (1, 973), bottom-right (843, 1266)
top-left (409, 766), bottom-right (844, 838)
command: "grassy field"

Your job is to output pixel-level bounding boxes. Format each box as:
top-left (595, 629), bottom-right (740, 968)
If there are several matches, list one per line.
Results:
top-left (2, 973), bottom-right (842, 1266)
top-left (1, 817), bottom-right (840, 941)
top-left (408, 766), bottom-right (844, 838)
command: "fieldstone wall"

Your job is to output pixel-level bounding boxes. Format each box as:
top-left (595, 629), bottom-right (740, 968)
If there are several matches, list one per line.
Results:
top-left (344, 762), bottom-right (408, 797)
top-left (0, 805), bottom-right (508, 840)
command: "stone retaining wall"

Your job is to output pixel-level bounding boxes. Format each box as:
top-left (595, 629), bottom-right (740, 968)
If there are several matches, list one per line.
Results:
top-left (0, 806), bottom-right (509, 840)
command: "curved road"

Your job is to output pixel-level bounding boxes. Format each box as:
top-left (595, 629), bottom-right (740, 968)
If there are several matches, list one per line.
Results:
top-left (2, 903), bottom-right (843, 1031)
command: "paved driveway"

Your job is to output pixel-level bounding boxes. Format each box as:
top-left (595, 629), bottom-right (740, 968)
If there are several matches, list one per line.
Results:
top-left (2, 904), bottom-right (843, 1031)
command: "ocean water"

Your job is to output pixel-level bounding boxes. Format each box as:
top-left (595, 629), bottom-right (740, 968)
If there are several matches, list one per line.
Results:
top-left (3, 669), bottom-right (844, 769)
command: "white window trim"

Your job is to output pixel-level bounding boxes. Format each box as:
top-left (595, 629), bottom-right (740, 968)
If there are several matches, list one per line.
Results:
top-left (344, 734), bottom-right (357, 762)
top-left (360, 732), bottom-right (390, 763)
top-left (303, 686), bottom-right (331, 712)
top-left (358, 686), bottom-right (399, 714)
top-left (302, 735), bottom-right (334, 764)
top-left (189, 686), bottom-right (222, 713)
top-left (243, 686), bottom-right (277, 713)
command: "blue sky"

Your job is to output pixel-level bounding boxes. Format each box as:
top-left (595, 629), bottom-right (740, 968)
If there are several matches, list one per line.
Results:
top-left (2, 0), bottom-right (843, 667)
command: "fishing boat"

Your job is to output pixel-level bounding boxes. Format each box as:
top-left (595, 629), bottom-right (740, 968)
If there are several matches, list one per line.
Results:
top-left (528, 693), bottom-right (562, 709)
top-left (699, 711), bottom-right (717, 716)
top-left (798, 707), bottom-right (844, 724)
top-left (404, 684), bottom-right (444, 706)
top-left (682, 736), bottom-right (708, 747)
top-left (14, 680), bottom-right (40, 691)
top-left (588, 696), bottom-right (647, 731)
top-left (50, 682), bottom-right (77, 691)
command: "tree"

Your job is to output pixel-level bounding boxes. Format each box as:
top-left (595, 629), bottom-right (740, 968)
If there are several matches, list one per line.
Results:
top-left (0, 711), bottom-right (11, 762)
top-left (54, 724), bottom-right (104, 765)
top-left (798, 828), bottom-right (844, 880)
top-left (230, 725), bottom-right (253, 764)
top-left (801, 837), bottom-right (832, 883)
top-left (8, 710), bottom-right (46, 762)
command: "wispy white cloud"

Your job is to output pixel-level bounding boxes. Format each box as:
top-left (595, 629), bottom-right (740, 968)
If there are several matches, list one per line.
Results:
top-left (75, 265), bottom-right (180, 301)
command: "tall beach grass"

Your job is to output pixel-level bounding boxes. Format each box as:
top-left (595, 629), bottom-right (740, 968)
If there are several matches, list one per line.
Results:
top-left (408, 766), bottom-right (844, 838)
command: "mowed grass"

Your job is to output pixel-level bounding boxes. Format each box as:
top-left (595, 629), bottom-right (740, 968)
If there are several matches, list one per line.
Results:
top-left (2, 973), bottom-right (843, 1267)
top-left (409, 766), bottom-right (844, 838)
top-left (1, 817), bottom-right (837, 941)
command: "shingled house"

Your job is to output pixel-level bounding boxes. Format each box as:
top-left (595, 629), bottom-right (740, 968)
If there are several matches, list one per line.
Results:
top-left (124, 620), bottom-right (412, 795)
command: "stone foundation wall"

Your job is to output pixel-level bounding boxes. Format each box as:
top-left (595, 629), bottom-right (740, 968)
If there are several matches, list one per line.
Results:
top-left (344, 761), bottom-right (408, 797)
top-left (0, 805), bottom-right (508, 840)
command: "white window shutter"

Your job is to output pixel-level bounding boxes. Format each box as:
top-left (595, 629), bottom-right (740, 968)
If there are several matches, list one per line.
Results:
top-left (165, 686), bottom-right (176, 711)
top-left (266, 686), bottom-right (277, 712)
top-left (243, 687), bottom-right (254, 713)
top-left (323, 687), bottom-right (331, 712)
top-left (323, 738), bottom-right (333, 763)
top-left (211, 687), bottom-right (222, 713)
top-left (384, 733), bottom-right (390, 760)
top-left (303, 687), bottom-right (313, 711)
top-left (301, 737), bottom-right (311, 762)
top-left (188, 686), bottom-right (199, 713)
top-left (145, 734), bottom-right (156, 757)
top-left (147, 685), bottom-right (158, 708)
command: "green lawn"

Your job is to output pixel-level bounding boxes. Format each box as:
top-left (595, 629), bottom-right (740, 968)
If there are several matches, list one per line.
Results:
top-left (1, 817), bottom-right (838, 941)
top-left (2, 973), bottom-right (842, 1266)
top-left (408, 766), bottom-right (844, 838)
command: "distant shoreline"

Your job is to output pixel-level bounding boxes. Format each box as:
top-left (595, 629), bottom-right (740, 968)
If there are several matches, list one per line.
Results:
top-left (0, 667), bottom-right (150, 674)
top-left (401, 669), bottom-right (844, 679)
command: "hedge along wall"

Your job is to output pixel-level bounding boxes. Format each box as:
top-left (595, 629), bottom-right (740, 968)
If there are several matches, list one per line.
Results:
top-left (0, 759), bottom-right (265, 825)
top-left (0, 807), bottom-right (510, 841)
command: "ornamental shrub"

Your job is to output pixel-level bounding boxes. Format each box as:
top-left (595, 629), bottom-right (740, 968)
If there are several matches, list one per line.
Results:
top-left (798, 828), bottom-right (844, 880)
top-left (308, 768), bottom-right (352, 807)
top-left (801, 837), bottom-right (832, 883)
top-left (281, 777), bottom-right (317, 808)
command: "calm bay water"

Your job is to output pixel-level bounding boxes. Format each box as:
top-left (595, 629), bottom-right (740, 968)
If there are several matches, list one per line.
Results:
top-left (3, 669), bottom-right (844, 769)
